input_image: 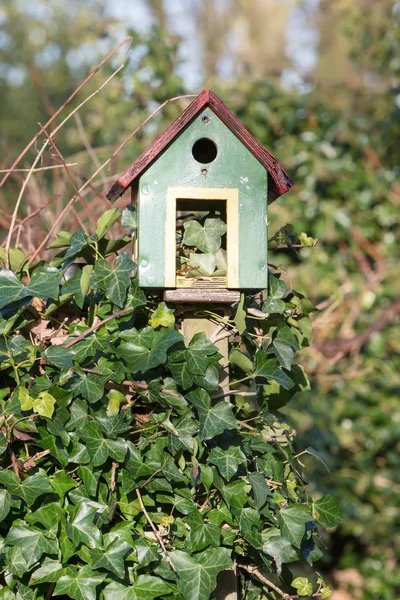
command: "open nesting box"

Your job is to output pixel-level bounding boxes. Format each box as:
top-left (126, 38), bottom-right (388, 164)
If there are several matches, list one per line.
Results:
top-left (107, 90), bottom-right (293, 303)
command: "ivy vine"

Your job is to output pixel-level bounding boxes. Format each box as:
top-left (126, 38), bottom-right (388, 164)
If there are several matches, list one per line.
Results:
top-left (0, 208), bottom-right (343, 600)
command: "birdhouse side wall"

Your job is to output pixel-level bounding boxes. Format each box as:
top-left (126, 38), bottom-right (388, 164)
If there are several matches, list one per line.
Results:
top-left (137, 110), bottom-right (269, 289)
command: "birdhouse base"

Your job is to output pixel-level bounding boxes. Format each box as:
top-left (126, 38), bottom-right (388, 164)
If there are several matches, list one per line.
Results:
top-left (176, 275), bottom-right (226, 289)
top-left (164, 289), bottom-right (240, 303)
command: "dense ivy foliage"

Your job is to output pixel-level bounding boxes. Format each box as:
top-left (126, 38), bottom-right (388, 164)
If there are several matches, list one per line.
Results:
top-left (0, 209), bottom-right (343, 599)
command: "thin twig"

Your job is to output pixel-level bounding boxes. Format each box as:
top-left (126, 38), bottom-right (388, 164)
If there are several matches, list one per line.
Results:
top-left (64, 307), bottom-right (135, 348)
top-left (136, 488), bottom-right (176, 572)
top-left (6, 64), bottom-right (124, 267)
top-left (238, 563), bottom-right (290, 599)
top-left (42, 129), bottom-right (96, 224)
top-left (0, 164), bottom-right (78, 173)
top-left (0, 37), bottom-right (132, 189)
top-left (212, 390), bottom-right (258, 400)
top-left (28, 93), bottom-right (197, 263)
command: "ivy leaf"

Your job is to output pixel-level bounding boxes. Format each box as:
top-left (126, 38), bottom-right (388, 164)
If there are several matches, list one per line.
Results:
top-left (312, 495), bottom-right (344, 528)
top-left (53, 565), bottom-right (105, 600)
top-left (248, 472), bottom-right (271, 510)
top-left (170, 547), bottom-right (232, 600)
top-left (68, 502), bottom-right (103, 549)
top-left (30, 558), bottom-right (63, 584)
top-left (90, 540), bottom-right (131, 578)
top-left (92, 252), bottom-right (135, 307)
top-left (63, 231), bottom-right (90, 260)
top-left (291, 577), bottom-right (313, 597)
top-left (262, 530), bottom-right (298, 576)
top-left (279, 505), bottom-right (312, 548)
top-left (0, 489), bottom-right (11, 522)
top-left (71, 373), bottom-right (105, 403)
top-left (95, 208), bottom-right (121, 239)
top-left (18, 386), bottom-right (34, 411)
top-left (80, 422), bottom-right (127, 466)
top-left (209, 445), bottom-right (246, 479)
top-left (0, 269), bottom-right (27, 308)
top-left (121, 205), bottom-right (137, 230)
top-left (45, 345), bottom-right (75, 369)
top-left (102, 575), bottom-right (174, 600)
top-left (33, 391), bottom-right (56, 418)
top-left (182, 217), bottom-right (226, 254)
top-left (185, 332), bottom-right (219, 375)
top-left (0, 471), bottom-right (52, 506)
top-left (5, 521), bottom-right (59, 568)
top-left (116, 327), bottom-right (183, 374)
top-left (262, 275), bottom-right (287, 314)
top-left (272, 326), bottom-right (300, 370)
top-left (169, 361), bottom-right (194, 389)
top-left (26, 265), bottom-right (61, 299)
top-left (184, 510), bottom-right (220, 552)
top-left (50, 471), bottom-right (78, 501)
top-left (149, 302), bottom-right (175, 328)
top-left (187, 389), bottom-right (238, 440)
top-left (189, 253), bottom-right (216, 277)
top-left (254, 352), bottom-right (294, 390)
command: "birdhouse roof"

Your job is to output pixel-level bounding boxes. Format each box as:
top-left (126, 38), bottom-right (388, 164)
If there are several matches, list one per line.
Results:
top-left (107, 90), bottom-right (294, 203)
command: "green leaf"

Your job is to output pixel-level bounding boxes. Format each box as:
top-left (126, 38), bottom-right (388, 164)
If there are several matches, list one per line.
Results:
top-left (254, 352), bottom-right (294, 390)
top-left (116, 327), bottom-right (183, 374)
top-left (189, 252), bottom-right (216, 276)
top-left (0, 489), bottom-right (11, 522)
top-left (80, 421), bottom-right (127, 466)
top-left (33, 391), bottom-right (56, 418)
top-left (107, 389), bottom-right (126, 416)
top-left (0, 247), bottom-right (27, 272)
top-left (45, 345), bottom-right (75, 369)
top-left (187, 389), bottom-right (238, 440)
top-left (30, 558), bottom-right (63, 584)
top-left (53, 565), bottom-right (105, 600)
top-left (6, 521), bottom-right (58, 568)
top-left (26, 265), bottom-right (61, 299)
top-left (95, 208), bottom-right (121, 239)
top-left (71, 373), bottom-right (105, 403)
top-left (185, 510), bottom-right (220, 552)
top-left (63, 230), bottom-right (90, 260)
top-left (273, 326), bottom-right (299, 370)
top-left (90, 540), bottom-right (131, 578)
top-left (185, 332), bottom-right (219, 376)
top-left (121, 205), bottom-right (137, 230)
top-left (50, 471), bottom-right (78, 501)
top-left (68, 502), bottom-right (103, 549)
top-left (170, 547), bottom-right (232, 600)
top-left (229, 348), bottom-right (253, 374)
top-left (183, 217), bottom-right (226, 254)
top-left (169, 361), bottom-right (194, 390)
top-left (149, 302), bottom-right (175, 328)
top-left (92, 252), bottom-right (135, 307)
top-left (262, 531), bottom-right (298, 575)
top-left (18, 386), bottom-right (34, 411)
top-left (248, 472), bottom-right (271, 510)
top-left (262, 275), bottom-right (287, 313)
top-left (279, 505), bottom-right (311, 548)
top-left (103, 575), bottom-right (173, 600)
top-left (0, 269), bottom-right (27, 308)
top-left (312, 495), bottom-right (344, 528)
top-left (209, 445), bottom-right (246, 479)
top-left (0, 471), bottom-right (52, 506)
top-left (291, 577), bottom-right (313, 597)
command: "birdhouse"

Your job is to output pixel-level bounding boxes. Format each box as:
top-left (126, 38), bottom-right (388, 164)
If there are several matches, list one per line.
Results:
top-left (107, 90), bottom-right (293, 302)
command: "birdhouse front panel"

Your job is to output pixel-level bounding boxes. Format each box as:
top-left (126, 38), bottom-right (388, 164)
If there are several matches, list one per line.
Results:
top-left (137, 109), bottom-right (269, 290)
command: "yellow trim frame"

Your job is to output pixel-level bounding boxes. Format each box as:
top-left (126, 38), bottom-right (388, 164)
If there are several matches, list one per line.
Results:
top-left (165, 186), bottom-right (239, 288)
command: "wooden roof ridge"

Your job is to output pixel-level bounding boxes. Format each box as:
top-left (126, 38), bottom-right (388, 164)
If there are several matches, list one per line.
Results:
top-left (107, 89), bottom-right (294, 203)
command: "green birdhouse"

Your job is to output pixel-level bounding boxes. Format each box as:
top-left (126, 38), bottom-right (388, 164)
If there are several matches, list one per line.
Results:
top-left (107, 90), bottom-right (293, 302)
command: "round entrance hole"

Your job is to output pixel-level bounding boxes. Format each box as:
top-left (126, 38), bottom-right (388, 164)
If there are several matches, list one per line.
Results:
top-left (192, 138), bottom-right (218, 164)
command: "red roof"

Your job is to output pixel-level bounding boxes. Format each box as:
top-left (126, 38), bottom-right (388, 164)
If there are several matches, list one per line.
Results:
top-left (107, 90), bottom-right (294, 203)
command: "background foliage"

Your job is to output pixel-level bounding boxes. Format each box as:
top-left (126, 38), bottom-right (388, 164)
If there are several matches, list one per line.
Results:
top-left (0, 1), bottom-right (399, 598)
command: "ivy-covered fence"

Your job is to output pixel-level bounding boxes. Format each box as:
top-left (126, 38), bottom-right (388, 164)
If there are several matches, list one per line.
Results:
top-left (0, 208), bottom-right (343, 600)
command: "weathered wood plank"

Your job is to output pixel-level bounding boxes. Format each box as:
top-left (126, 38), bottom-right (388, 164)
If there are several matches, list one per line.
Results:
top-left (164, 289), bottom-right (240, 303)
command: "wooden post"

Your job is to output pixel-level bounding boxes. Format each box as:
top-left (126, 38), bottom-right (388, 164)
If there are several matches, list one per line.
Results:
top-left (182, 307), bottom-right (238, 600)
